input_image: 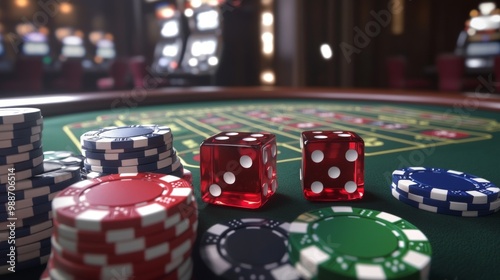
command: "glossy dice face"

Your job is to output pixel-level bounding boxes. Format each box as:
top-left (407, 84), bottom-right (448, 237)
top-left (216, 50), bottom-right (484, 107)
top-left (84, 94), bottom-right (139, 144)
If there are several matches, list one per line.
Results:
top-left (300, 130), bottom-right (364, 201)
top-left (200, 132), bottom-right (278, 209)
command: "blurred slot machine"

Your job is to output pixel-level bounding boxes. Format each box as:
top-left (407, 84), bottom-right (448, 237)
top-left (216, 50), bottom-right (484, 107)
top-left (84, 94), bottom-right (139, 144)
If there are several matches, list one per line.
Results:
top-left (16, 23), bottom-right (52, 65)
top-left (89, 31), bottom-right (116, 70)
top-left (55, 28), bottom-right (86, 61)
top-left (0, 24), bottom-right (8, 70)
top-left (152, 3), bottom-right (184, 74)
top-left (456, 2), bottom-right (500, 71)
top-left (182, 0), bottom-right (223, 76)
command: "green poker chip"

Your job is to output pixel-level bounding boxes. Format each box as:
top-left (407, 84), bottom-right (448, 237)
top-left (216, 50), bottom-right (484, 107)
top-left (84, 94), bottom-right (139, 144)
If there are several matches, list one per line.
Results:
top-left (288, 206), bottom-right (432, 280)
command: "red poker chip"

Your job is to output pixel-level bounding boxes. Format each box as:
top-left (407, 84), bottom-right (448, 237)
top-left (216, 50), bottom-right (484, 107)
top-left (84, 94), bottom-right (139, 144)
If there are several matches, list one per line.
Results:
top-left (40, 266), bottom-right (50, 280)
top-left (50, 240), bottom-right (195, 280)
top-left (182, 168), bottom-right (193, 185)
top-left (53, 219), bottom-right (198, 255)
top-left (52, 173), bottom-right (194, 231)
top-left (54, 198), bottom-right (198, 244)
top-left (51, 221), bottom-right (196, 265)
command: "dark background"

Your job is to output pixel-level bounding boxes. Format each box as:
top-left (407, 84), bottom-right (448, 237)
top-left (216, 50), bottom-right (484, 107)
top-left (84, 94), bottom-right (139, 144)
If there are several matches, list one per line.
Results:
top-left (0, 0), bottom-right (488, 88)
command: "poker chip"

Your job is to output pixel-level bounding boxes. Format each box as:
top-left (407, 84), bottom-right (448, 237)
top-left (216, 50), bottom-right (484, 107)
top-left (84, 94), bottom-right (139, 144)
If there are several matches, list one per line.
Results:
top-left (0, 253), bottom-right (49, 275)
top-left (182, 168), bottom-right (192, 185)
top-left (54, 213), bottom-right (197, 255)
top-left (0, 108), bottom-right (42, 125)
top-left (0, 211), bottom-right (52, 229)
top-left (47, 251), bottom-right (193, 280)
top-left (391, 186), bottom-right (500, 217)
top-left (47, 169), bottom-right (198, 279)
top-left (0, 245), bottom-right (51, 263)
top-left (43, 150), bottom-right (85, 167)
top-left (200, 218), bottom-right (302, 280)
top-left (0, 146), bottom-right (44, 165)
top-left (80, 125), bottom-right (172, 150)
top-left (0, 163), bottom-right (44, 185)
top-left (83, 153), bottom-right (178, 174)
top-left (0, 200), bottom-right (52, 220)
top-left (0, 191), bottom-right (60, 212)
top-left (0, 154), bottom-right (43, 175)
top-left (288, 206), bottom-right (432, 280)
top-left (392, 182), bottom-right (500, 211)
top-left (0, 174), bottom-right (80, 203)
top-left (50, 245), bottom-right (192, 280)
top-left (54, 199), bottom-right (198, 242)
top-left (52, 227), bottom-right (195, 266)
top-left (0, 117), bottom-right (43, 132)
top-left (0, 139), bottom-right (42, 156)
top-left (0, 124), bottom-right (43, 141)
top-left (40, 266), bottom-right (50, 280)
top-left (82, 142), bottom-right (172, 160)
top-left (0, 227), bottom-right (53, 250)
top-left (0, 160), bottom-right (82, 192)
top-left (52, 173), bottom-right (193, 231)
top-left (0, 133), bottom-right (41, 149)
top-left (0, 237), bottom-right (51, 256)
top-left (0, 220), bottom-right (53, 240)
top-left (392, 167), bottom-right (500, 204)
top-left (85, 149), bottom-right (174, 167)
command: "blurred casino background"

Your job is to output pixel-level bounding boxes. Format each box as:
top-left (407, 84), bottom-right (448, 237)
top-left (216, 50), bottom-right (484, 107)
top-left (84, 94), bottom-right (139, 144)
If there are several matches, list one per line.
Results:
top-left (0, 0), bottom-right (499, 94)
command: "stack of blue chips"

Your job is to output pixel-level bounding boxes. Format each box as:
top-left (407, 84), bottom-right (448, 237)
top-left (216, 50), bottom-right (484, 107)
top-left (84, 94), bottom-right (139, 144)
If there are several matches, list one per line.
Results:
top-left (79, 125), bottom-right (186, 180)
top-left (391, 167), bottom-right (500, 217)
top-left (0, 108), bottom-right (83, 274)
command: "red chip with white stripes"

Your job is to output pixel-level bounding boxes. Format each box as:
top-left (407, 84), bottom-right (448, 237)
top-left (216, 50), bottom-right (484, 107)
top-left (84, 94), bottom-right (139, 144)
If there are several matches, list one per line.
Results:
top-left (51, 173), bottom-right (193, 231)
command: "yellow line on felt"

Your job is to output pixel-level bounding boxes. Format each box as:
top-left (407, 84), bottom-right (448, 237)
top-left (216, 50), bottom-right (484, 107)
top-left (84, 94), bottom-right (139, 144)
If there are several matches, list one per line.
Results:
top-left (62, 125), bottom-right (82, 152)
top-left (185, 117), bottom-right (220, 134)
top-left (174, 119), bottom-right (212, 139)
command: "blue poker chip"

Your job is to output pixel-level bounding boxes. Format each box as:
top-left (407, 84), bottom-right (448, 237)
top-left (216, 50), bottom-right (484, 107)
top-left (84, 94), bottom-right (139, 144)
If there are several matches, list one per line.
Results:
top-left (0, 245), bottom-right (51, 264)
top-left (0, 253), bottom-right (49, 274)
top-left (167, 164), bottom-right (184, 178)
top-left (0, 155), bottom-right (43, 175)
top-left (0, 139), bottom-right (42, 156)
top-left (0, 117), bottom-right (43, 132)
top-left (390, 185), bottom-right (500, 217)
top-left (0, 227), bottom-right (53, 250)
top-left (80, 125), bottom-right (172, 150)
top-left (82, 143), bottom-right (172, 161)
top-left (0, 133), bottom-right (41, 149)
top-left (0, 125), bottom-right (43, 141)
top-left (0, 190), bottom-right (60, 212)
top-left (0, 108), bottom-right (42, 125)
top-left (0, 146), bottom-right (43, 165)
top-left (0, 200), bottom-right (52, 220)
top-left (0, 160), bottom-right (82, 193)
top-left (0, 219), bottom-right (52, 240)
top-left (200, 218), bottom-right (301, 280)
top-left (0, 211), bottom-right (52, 229)
top-left (392, 182), bottom-right (500, 211)
top-left (43, 151), bottom-right (84, 167)
top-left (0, 173), bottom-right (80, 203)
top-left (85, 149), bottom-right (174, 167)
top-left (0, 237), bottom-right (51, 256)
top-left (83, 152), bottom-right (179, 174)
top-left (0, 163), bottom-right (44, 185)
top-left (392, 167), bottom-right (500, 204)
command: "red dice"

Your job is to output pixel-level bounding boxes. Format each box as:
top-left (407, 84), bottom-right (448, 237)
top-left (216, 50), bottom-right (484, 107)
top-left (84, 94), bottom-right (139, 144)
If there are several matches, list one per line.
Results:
top-left (200, 132), bottom-right (278, 209)
top-left (300, 130), bottom-right (364, 201)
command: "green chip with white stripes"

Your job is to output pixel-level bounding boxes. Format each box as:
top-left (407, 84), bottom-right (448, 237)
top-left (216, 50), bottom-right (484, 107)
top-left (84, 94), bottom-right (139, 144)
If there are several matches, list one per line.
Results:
top-left (288, 206), bottom-right (432, 280)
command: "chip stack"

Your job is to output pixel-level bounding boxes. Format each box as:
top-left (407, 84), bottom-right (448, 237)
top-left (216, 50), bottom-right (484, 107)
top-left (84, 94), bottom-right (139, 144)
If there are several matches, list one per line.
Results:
top-left (80, 125), bottom-right (192, 183)
top-left (0, 108), bottom-right (82, 274)
top-left (287, 206), bottom-right (433, 280)
top-left (200, 218), bottom-right (303, 280)
top-left (43, 173), bottom-right (198, 280)
top-left (391, 167), bottom-right (500, 217)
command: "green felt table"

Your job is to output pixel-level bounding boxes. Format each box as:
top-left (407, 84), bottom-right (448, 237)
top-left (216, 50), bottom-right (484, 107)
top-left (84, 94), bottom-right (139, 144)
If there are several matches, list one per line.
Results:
top-left (2, 87), bottom-right (500, 280)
